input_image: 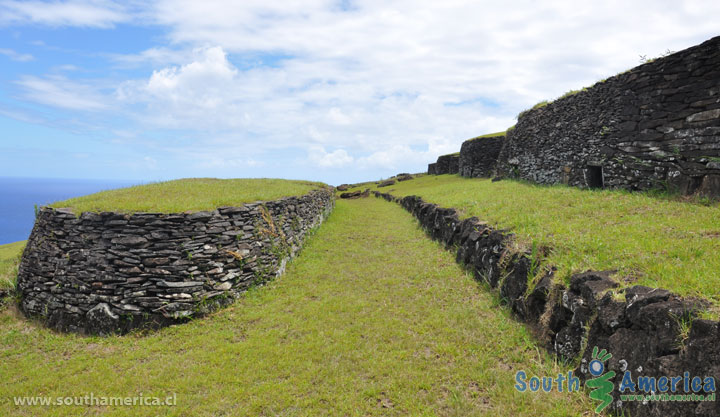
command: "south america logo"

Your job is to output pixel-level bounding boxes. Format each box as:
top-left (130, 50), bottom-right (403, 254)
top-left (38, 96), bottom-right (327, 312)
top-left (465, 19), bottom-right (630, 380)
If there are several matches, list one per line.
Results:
top-left (585, 346), bottom-right (615, 413)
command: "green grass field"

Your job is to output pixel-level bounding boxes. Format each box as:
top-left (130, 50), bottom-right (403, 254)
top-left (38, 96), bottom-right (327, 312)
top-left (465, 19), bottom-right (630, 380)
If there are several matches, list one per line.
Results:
top-left (464, 131), bottom-right (506, 142)
top-left (0, 198), bottom-right (593, 416)
top-left (49, 178), bottom-right (325, 214)
top-left (360, 175), bottom-right (720, 308)
top-left (0, 241), bottom-right (25, 292)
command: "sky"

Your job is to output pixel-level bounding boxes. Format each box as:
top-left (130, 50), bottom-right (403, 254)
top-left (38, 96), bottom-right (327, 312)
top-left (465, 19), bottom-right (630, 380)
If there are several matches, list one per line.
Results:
top-left (0, 1), bottom-right (718, 185)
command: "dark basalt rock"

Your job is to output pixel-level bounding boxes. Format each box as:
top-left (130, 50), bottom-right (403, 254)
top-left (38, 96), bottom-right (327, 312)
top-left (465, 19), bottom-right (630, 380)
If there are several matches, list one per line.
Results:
top-left (340, 189), bottom-right (369, 199)
top-left (569, 270), bottom-right (619, 310)
top-left (0, 288), bottom-right (10, 305)
top-left (85, 303), bottom-right (119, 335)
top-left (697, 174), bottom-right (720, 198)
top-left (16, 187), bottom-right (335, 335)
top-left (430, 154), bottom-right (460, 175)
top-left (500, 255), bottom-right (531, 319)
top-left (494, 36), bottom-right (720, 198)
top-left (459, 134), bottom-right (505, 178)
top-left (525, 270), bottom-right (555, 320)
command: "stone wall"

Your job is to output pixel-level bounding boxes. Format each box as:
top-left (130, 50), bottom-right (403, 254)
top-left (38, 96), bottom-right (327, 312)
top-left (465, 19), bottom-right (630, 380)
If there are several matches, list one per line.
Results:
top-left (17, 187), bottom-right (334, 335)
top-left (496, 35), bottom-right (720, 196)
top-left (373, 190), bottom-right (719, 417)
top-left (432, 154), bottom-right (460, 175)
top-left (458, 134), bottom-right (505, 177)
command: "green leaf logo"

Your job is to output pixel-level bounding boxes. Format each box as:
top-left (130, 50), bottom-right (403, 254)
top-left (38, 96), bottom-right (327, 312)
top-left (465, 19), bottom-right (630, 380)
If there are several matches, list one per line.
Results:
top-left (585, 346), bottom-right (615, 413)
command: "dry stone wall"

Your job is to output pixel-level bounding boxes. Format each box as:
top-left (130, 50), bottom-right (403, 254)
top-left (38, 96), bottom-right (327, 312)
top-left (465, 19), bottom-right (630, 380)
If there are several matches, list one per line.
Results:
top-left (17, 187), bottom-right (334, 335)
top-left (429, 154), bottom-right (459, 175)
top-left (373, 190), bottom-right (719, 417)
top-left (458, 134), bottom-right (505, 177)
top-left (496, 36), bottom-right (720, 196)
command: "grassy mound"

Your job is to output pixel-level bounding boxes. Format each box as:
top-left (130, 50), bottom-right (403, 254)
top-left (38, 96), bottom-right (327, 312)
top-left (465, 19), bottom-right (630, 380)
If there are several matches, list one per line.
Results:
top-left (0, 241), bottom-right (25, 291)
top-left (49, 178), bottom-right (326, 214)
top-left (465, 131), bottom-right (507, 142)
top-left (364, 175), bottom-right (720, 308)
top-left (0, 198), bottom-right (592, 416)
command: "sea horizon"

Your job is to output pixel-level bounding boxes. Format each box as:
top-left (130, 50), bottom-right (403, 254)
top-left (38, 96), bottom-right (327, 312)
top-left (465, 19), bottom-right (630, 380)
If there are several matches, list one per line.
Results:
top-left (0, 176), bottom-right (140, 245)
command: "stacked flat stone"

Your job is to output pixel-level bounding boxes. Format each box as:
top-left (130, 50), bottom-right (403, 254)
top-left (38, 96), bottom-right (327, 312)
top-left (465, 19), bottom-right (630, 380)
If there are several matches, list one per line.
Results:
top-left (458, 134), bottom-right (505, 178)
top-left (495, 35), bottom-right (720, 196)
top-left (17, 188), bottom-right (334, 335)
top-left (432, 154), bottom-right (460, 175)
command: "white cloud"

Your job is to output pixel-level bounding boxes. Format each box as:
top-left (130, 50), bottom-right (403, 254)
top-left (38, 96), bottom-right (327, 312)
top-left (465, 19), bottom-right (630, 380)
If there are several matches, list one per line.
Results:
top-left (145, 47), bottom-right (237, 98)
top-left (308, 146), bottom-right (354, 168)
top-left (15, 75), bottom-right (109, 111)
top-left (117, 1), bottom-right (720, 165)
top-left (109, 47), bottom-right (193, 68)
top-left (116, 46), bottom-right (253, 129)
top-left (327, 107), bottom-right (352, 125)
top-left (0, 48), bottom-right (33, 62)
top-left (52, 64), bottom-right (80, 71)
top-left (5, 1), bottom-right (720, 182)
top-left (0, 0), bottom-right (129, 28)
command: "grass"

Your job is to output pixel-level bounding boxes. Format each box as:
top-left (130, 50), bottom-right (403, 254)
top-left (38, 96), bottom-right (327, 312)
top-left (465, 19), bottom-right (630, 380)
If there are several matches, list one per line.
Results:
top-left (49, 178), bottom-right (326, 214)
top-left (517, 100), bottom-right (550, 119)
top-left (0, 198), bottom-right (593, 416)
top-left (0, 241), bottom-right (25, 292)
top-left (466, 131), bottom-right (506, 142)
top-left (363, 174), bottom-right (720, 308)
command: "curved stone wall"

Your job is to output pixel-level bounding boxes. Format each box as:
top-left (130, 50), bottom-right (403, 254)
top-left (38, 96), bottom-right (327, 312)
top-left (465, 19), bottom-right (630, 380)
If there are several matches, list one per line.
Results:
top-left (427, 162), bottom-right (438, 175)
top-left (431, 153), bottom-right (460, 175)
top-left (496, 35), bottom-right (720, 196)
top-left (17, 187), bottom-right (334, 335)
top-left (458, 134), bottom-right (505, 178)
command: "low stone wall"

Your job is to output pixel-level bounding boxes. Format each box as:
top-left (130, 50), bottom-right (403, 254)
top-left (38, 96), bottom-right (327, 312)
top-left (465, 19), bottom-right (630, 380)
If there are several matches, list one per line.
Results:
top-left (496, 36), bottom-right (720, 196)
top-left (373, 190), bottom-right (718, 416)
top-left (17, 187), bottom-right (334, 335)
top-left (459, 134), bottom-right (505, 177)
top-left (432, 154), bottom-right (460, 175)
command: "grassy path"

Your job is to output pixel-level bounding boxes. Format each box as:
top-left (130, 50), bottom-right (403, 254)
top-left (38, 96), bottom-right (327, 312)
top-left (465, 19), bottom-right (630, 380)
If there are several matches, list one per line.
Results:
top-left (355, 175), bottom-right (720, 307)
top-left (0, 198), bottom-right (591, 416)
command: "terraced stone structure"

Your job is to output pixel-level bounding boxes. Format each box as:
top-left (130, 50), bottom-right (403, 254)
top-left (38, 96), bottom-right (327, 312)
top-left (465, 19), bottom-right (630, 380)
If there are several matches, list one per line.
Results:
top-left (430, 153), bottom-right (460, 175)
top-left (17, 188), bottom-right (334, 335)
top-left (496, 35), bottom-right (720, 196)
top-left (458, 133), bottom-right (505, 177)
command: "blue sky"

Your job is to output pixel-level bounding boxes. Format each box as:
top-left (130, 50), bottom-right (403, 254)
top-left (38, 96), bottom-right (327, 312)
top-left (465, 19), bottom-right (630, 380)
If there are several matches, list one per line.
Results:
top-left (1, 0), bottom-right (719, 185)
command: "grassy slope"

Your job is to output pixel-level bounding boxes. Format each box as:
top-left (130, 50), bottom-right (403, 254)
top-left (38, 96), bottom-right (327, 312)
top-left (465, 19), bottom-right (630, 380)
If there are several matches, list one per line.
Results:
top-left (0, 241), bottom-right (25, 291)
top-left (362, 175), bottom-right (720, 307)
top-left (49, 178), bottom-right (325, 214)
top-left (0, 198), bottom-right (592, 416)
top-left (465, 131), bottom-right (506, 142)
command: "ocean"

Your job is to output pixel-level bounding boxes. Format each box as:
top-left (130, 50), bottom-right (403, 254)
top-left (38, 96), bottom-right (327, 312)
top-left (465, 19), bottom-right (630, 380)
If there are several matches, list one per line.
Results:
top-left (0, 177), bottom-right (137, 245)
